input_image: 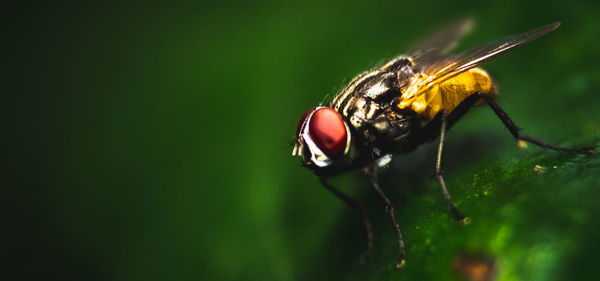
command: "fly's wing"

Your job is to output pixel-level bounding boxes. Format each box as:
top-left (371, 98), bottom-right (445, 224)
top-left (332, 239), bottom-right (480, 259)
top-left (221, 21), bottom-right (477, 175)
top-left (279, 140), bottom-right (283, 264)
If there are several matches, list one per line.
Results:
top-left (380, 19), bottom-right (472, 73)
top-left (400, 22), bottom-right (560, 102)
top-left (380, 19), bottom-right (474, 89)
top-left (408, 19), bottom-right (473, 70)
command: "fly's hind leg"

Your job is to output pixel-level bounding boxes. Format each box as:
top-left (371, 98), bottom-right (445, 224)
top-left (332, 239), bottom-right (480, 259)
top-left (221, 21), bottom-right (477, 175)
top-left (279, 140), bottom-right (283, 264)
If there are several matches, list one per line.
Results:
top-left (474, 93), bottom-right (596, 153)
top-left (418, 92), bottom-right (594, 224)
top-left (364, 164), bottom-right (406, 269)
top-left (320, 178), bottom-right (373, 265)
top-left (433, 92), bottom-right (596, 153)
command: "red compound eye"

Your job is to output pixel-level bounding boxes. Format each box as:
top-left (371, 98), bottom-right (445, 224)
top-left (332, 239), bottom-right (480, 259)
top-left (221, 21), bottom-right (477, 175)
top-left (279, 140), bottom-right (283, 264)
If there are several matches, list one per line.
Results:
top-left (308, 107), bottom-right (348, 156)
top-left (296, 107), bottom-right (315, 135)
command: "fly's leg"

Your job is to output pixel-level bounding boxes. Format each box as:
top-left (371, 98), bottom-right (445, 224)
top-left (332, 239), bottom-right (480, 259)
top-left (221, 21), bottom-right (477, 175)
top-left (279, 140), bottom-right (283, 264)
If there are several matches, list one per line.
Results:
top-left (364, 165), bottom-right (406, 269)
top-left (420, 93), bottom-right (594, 225)
top-left (320, 178), bottom-right (373, 265)
top-left (418, 92), bottom-right (595, 154)
top-left (435, 112), bottom-right (469, 224)
top-left (474, 93), bottom-right (596, 153)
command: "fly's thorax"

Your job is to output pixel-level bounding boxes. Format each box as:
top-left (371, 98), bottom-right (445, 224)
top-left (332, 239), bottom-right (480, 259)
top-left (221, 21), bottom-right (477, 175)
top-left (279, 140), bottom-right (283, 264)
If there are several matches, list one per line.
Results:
top-left (358, 108), bottom-right (418, 155)
top-left (326, 57), bottom-right (420, 155)
top-left (331, 57), bottom-right (414, 119)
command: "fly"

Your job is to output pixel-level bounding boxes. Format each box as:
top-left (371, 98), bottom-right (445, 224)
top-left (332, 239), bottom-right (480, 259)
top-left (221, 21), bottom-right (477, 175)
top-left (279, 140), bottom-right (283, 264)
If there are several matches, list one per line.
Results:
top-left (292, 21), bottom-right (596, 268)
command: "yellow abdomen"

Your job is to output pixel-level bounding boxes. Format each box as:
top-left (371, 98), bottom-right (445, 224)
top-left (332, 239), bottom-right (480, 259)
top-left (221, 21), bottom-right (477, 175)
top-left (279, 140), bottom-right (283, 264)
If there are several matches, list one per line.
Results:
top-left (410, 68), bottom-right (498, 120)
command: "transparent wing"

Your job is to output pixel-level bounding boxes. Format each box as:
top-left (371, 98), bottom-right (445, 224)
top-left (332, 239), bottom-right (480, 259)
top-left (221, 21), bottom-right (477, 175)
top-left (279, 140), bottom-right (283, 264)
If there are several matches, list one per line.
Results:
top-left (408, 19), bottom-right (473, 70)
top-left (403, 22), bottom-right (560, 100)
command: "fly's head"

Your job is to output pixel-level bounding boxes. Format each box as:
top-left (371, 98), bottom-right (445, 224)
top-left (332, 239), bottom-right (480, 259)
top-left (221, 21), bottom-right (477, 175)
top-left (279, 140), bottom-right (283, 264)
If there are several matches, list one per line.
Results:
top-left (292, 107), bottom-right (352, 169)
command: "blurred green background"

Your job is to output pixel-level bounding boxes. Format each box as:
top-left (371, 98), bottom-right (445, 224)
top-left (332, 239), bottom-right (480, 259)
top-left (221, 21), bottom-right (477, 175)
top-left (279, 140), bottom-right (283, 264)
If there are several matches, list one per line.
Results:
top-left (5, 1), bottom-right (600, 280)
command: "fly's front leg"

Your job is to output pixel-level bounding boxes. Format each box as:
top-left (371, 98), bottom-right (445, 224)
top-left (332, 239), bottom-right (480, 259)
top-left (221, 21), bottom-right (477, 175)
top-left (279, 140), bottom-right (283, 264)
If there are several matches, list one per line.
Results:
top-left (364, 164), bottom-right (406, 268)
top-left (436, 112), bottom-right (470, 224)
top-left (320, 178), bottom-right (373, 265)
